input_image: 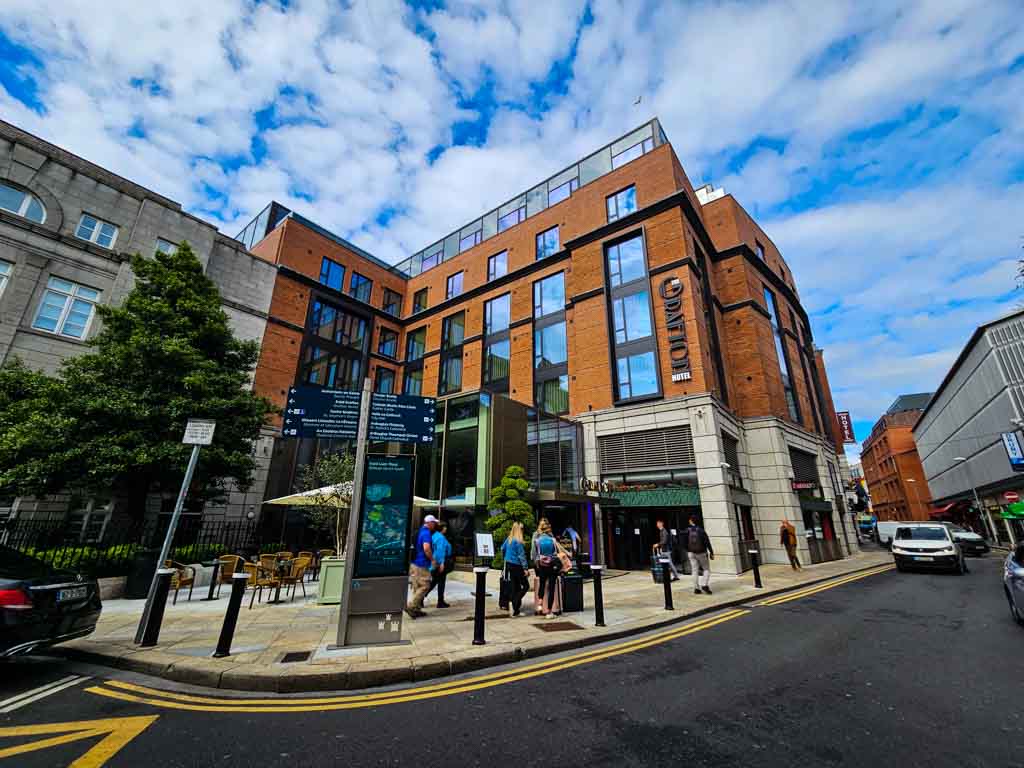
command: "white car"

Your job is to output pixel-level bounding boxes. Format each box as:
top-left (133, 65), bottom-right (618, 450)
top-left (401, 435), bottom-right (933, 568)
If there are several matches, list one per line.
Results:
top-left (891, 523), bottom-right (967, 574)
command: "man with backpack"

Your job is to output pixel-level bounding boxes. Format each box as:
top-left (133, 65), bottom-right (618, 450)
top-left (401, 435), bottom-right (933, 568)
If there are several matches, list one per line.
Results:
top-left (653, 519), bottom-right (680, 581)
top-left (684, 514), bottom-right (714, 595)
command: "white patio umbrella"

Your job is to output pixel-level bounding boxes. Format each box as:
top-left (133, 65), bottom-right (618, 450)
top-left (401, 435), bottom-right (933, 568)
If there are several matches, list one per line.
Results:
top-left (262, 483), bottom-right (439, 509)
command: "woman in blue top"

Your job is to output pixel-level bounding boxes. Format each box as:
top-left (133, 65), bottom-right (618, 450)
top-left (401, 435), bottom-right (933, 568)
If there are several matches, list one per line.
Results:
top-left (531, 518), bottom-right (560, 618)
top-left (501, 522), bottom-right (530, 617)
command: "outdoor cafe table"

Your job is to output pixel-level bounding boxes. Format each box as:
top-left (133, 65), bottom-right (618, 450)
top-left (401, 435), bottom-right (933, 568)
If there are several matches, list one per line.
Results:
top-left (265, 559), bottom-right (293, 605)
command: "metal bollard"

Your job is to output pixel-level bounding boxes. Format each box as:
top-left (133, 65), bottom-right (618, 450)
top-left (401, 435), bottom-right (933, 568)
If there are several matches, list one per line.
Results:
top-left (660, 558), bottom-right (674, 610)
top-left (749, 549), bottom-right (763, 589)
top-left (139, 568), bottom-right (175, 648)
top-left (591, 564), bottom-right (606, 627)
top-left (472, 567), bottom-right (488, 645)
top-left (202, 558), bottom-right (222, 601)
top-left (213, 573), bottom-right (250, 658)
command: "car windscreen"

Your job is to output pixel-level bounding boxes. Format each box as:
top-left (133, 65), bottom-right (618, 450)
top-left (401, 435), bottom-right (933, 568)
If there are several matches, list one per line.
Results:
top-left (0, 544), bottom-right (55, 579)
top-left (895, 527), bottom-right (947, 541)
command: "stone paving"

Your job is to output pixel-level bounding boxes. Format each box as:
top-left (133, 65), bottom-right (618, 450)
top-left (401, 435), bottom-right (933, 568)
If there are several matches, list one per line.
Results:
top-left (58, 550), bottom-right (891, 692)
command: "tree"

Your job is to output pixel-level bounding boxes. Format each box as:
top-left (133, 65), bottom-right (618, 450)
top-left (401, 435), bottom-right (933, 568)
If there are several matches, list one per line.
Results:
top-left (484, 465), bottom-right (534, 568)
top-left (296, 451), bottom-right (355, 555)
top-left (0, 244), bottom-right (275, 516)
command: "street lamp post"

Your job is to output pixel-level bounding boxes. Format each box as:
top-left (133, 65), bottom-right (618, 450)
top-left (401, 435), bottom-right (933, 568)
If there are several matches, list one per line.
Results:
top-left (953, 456), bottom-right (998, 542)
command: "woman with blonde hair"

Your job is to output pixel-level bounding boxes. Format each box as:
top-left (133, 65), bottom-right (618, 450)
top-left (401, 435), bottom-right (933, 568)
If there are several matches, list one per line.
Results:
top-left (531, 517), bottom-right (560, 618)
top-left (500, 522), bottom-right (530, 617)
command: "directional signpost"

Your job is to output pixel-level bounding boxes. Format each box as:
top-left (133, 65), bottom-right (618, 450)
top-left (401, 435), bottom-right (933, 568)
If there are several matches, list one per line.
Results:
top-left (283, 386), bottom-right (435, 444)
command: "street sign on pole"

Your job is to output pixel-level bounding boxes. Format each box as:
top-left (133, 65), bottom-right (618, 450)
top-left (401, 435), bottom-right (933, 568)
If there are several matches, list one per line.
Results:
top-left (1004, 491), bottom-right (1019, 503)
top-left (282, 386), bottom-right (436, 443)
top-left (182, 419), bottom-right (216, 445)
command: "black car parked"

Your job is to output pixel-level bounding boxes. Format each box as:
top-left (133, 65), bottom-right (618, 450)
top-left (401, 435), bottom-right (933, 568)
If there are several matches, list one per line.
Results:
top-left (1, 543), bottom-right (102, 658)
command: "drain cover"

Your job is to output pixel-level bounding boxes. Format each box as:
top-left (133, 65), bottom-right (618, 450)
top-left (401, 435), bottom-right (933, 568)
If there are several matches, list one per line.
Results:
top-left (533, 621), bottom-right (583, 632)
top-left (279, 650), bottom-right (312, 664)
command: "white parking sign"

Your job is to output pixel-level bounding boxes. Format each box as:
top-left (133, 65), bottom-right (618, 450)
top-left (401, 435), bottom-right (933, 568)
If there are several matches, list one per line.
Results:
top-left (182, 419), bottom-right (217, 445)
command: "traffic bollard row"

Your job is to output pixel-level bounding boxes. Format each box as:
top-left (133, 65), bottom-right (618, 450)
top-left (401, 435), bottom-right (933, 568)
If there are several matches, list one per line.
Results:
top-left (139, 568), bottom-right (175, 648)
top-left (472, 567), bottom-right (488, 645)
top-left (660, 558), bottom-right (674, 610)
top-left (213, 573), bottom-right (250, 658)
top-left (591, 564), bottom-right (606, 627)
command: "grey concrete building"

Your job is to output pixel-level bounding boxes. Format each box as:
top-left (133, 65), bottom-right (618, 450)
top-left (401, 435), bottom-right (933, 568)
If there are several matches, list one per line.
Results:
top-left (0, 119), bottom-right (277, 527)
top-left (914, 308), bottom-right (1024, 545)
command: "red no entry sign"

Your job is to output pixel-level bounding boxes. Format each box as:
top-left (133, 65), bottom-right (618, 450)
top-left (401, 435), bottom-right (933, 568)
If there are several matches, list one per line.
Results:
top-left (1004, 491), bottom-right (1019, 502)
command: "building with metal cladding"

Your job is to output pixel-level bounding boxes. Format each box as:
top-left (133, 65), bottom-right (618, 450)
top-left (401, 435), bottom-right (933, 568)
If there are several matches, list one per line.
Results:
top-left (0, 119), bottom-right (277, 530)
top-left (241, 118), bottom-right (858, 572)
top-left (914, 308), bottom-right (1024, 545)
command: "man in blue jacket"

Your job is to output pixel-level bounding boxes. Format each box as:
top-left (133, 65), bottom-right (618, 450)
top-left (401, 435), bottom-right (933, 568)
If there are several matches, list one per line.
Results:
top-left (406, 514), bottom-right (438, 618)
top-left (426, 522), bottom-right (452, 608)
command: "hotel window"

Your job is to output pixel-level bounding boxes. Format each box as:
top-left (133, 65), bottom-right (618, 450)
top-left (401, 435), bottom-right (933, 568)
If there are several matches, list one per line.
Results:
top-left (533, 272), bottom-right (565, 318)
top-left (0, 260), bottom-right (11, 299)
top-left (487, 251), bottom-right (508, 281)
top-left (75, 214), bottom-right (118, 249)
top-left (484, 293), bottom-right (510, 336)
top-left (535, 375), bottom-right (569, 415)
top-left (498, 203), bottom-right (525, 233)
top-left (755, 241), bottom-right (766, 261)
top-left (459, 228), bottom-right (482, 253)
top-left (319, 257), bottom-right (345, 291)
top-left (374, 367), bottom-right (395, 394)
top-left (0, 181), bottom-right (46, 223)
top-left (155, 238), bottom-right (178, 255)
top-left (439, 312), bottom-right (465, 395)
top-left (31, 277), bottom-right (101, 339)
top-left (764, 286), bottom-right (801, 423)
top-left (301, 345), bottom-right (361, 390)
top-left (548, 177), bottom-right (578, 206)
top-left (421, 244), bottom-right (443, 272)
top-left (349, 271), bottom-right (372, 303)
top-left (611, 137), bottom-right (654, 169)
top-left (412, 288), bottom-right (428, 314)
top-left (606, 185), bottom-right (637, 223)
top-left (791, 308), bottom-right (823, 433)
top-left (534, 322), bottom-right (568, 368)
top-left (377, 327), bottom-right (398, 358)
top-left (533, 271), bottom-right (568, 414)
top-left (382, 288), bottom-right (402, 317)
top-left (405, 326), bottom-right (427, 361)
top-left (483, 293), bottom-right (511, 395)
top-left (536, 226), bottom-right (560, 260)
top-left (606, 233), bottom-right (658, 401)
top-left (403, 367), bottom-right (423, 395)
top-left (446, 271), bottom-right (463, 300)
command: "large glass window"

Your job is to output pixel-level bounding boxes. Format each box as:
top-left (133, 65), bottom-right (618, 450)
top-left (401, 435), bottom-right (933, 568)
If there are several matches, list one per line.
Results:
top-left (412, 288), bottom-right (428, 314)
top-left (535, 375), bottom-right (569, 415)
top-left (548, 178), bottom-right (578, 206)
top-left (487, 251), bottom-right (508, 281)
top-left (439, 356), bottom-right (463, 395)
top-left (440, 312), bottom-right (465, 395)
top-left (764, 286), bottom-right (801, 423)
top-left (301, 346), bottom-right (361, 390)
top-left (484, 339), bottom-right (510, 389)
top-left (459, 229), bottom-right (482, 253)
top-left (0, 182), bottom-right (45, 223)
top-left (375, 367), bottom-right (395, 394)
top-left (382, 288), bottom-right (402, 317)
top-left (319, 257), bottom-right (345, 291)
top-left (442, 312), bottom-right (465, 349)
top-left (349, 271), bottom-right (372, 303)
top-left (446, 271), bottom-right (463, 300)
top-left (536, 226), bottom-right (560, 260)
top-left (606, 185), bottom-right (637, 223)
top-left (606, 232), bottom-right (659, 402)
top-left (612, 291), bottom-right (653, 343)
top-left (31, 277), bottom-right (100, 339)
top-left (75, 214), bottom-right (118, 249)
top-left (498, 205), bottom-right (525, 233)
top-left (484, 293), bottom-right (510, 335)
top-left (616, 351), bottom-right (659, 399)
top-left (406, 327), bottom-right (427, 361)
top-left (403, 368), bottom-right (423, 395)
top-left (534, 322), bottom-right (568, 368)
top-left (533, 272), bottom-right (565, 318)
top-left (311, 300), bottom-right (368, 352)
top-left (377, 327), bottom-right (398, 358)
top-left (155, 238), bottom-right (178, 255)
top-left (611, 137), bottom-right (653, 169)
top-left (606, 234), bottom-right (646, 286)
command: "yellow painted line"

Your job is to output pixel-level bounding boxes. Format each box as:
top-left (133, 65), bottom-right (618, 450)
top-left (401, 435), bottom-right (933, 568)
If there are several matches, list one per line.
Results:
top-left (99, 609), bottom-right (749, 707)
top-left (758, 565), bottom-right (895, 606)
top-left (0, 715), bottom-right (158, 767)
top-left (86, 610), bottom-right (749, 713)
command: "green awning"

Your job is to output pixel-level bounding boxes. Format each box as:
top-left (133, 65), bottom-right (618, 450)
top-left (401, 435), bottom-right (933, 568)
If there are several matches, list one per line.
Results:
top-left (605, 487), bottom-right (701, 508)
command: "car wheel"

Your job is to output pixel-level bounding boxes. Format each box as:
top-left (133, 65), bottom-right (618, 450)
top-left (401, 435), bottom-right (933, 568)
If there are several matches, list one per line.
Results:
top-left (1005, 588), bottom-right (1024, 625)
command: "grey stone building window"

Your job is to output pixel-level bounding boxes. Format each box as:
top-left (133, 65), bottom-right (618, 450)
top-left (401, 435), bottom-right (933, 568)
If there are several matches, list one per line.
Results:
top-left (75, 213), bottom-right (119, 249)
top-left (32, 277), bottom-right (101, 339)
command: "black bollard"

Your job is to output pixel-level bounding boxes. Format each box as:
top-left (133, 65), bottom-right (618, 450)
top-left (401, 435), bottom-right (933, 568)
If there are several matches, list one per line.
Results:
top-left (592, 564), bottom-right (606, 627)
top-left (213, 573), bottom-right (250, 658)
top-left (750, 549), bottom-right (763, 589)
top-left (660, 558), bottom-right (674, 610)
top-left (202, 558), bottom-right (222, 601)
top-left (472, 567), bottom-right (488, 645)
top-left (139, 568), bottom-right (175, 648)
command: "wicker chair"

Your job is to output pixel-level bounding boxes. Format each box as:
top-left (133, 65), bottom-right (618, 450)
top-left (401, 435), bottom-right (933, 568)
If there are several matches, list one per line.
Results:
top-left (164, 560), bottom-right (195, 604)
top-left (248, 562), bottom-right (282, 609)
top-left (275, 551), bottom-right (294, 560)
top-left (216, 554), bottom-right (243, 598)
top-left (280, 557), bottom-right (311, 601)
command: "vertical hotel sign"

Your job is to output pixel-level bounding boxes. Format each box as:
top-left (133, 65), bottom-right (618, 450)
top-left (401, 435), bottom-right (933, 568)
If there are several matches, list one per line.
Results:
top-left (836, 411), bottom-right (857, 444)
top-left (659, 277), bottom-right (691, 383)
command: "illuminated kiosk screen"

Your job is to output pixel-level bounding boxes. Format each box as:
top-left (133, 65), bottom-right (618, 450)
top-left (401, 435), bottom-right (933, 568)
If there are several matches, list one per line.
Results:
top-left (352, 455), bottom-right (416, 579)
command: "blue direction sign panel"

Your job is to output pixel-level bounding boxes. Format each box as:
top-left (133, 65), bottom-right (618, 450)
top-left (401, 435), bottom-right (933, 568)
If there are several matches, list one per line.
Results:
top-left (368, 393), bottom-right (436, 444)
top-left (283, 387), bottom-right (436, 444)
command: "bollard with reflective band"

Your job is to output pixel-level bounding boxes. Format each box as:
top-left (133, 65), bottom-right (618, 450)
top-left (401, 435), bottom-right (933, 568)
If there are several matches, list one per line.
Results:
top-left (591, 565), bottom-right (606, 627)
top-left (202, 558), bottom-right (222, 601)
top-left (139, 569), bottom-right (175, 648)
top-left (660, 558), bottom-right (674, 610)
top-left (749, 549), bottom-right (763, 589)
top-left (213, 573), bottom-right (250, 658)
top-left (472, 567), bottom-right (488, 645)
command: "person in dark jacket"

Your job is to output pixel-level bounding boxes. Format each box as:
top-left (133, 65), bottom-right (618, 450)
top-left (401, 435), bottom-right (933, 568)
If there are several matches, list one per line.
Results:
top-left (684, 515), bottom-right (714, 595)
top-left (652, 519), bottom-right (680, 580)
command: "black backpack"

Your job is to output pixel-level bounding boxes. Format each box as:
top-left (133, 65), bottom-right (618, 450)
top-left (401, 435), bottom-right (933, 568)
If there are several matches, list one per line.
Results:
top-left (687, 527), bottom-right (703, 553)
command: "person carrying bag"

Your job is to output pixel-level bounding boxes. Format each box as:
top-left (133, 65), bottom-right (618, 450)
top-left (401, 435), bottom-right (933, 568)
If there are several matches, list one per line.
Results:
top-left (500, 522), bottom-right (530, 617)
top-left (531, 518), bottom-right (561, 618)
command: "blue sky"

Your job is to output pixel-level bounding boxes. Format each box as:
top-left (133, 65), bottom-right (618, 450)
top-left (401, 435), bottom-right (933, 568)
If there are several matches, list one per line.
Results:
top-left (1, 0), bottom-right (1023, 462)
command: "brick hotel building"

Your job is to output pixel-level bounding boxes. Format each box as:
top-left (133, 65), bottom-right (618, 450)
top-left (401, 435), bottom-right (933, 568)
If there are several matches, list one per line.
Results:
top-left (241, 118), bottom-right (857, 573)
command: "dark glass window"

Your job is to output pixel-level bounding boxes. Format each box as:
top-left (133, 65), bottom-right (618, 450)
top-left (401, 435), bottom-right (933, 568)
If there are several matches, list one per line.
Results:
top-left (606, 232), bottom-right (659, 402)
top-left (606, 185), bottom-right (637, 222)
top-left (319, 257), bottom-right (345, 291)
top-left (403, 368), bottom-right (423, 395)
top-left (533, 272), bottom-right (565, 318)
top-left (374, 368), bottom-right (395, 394)
top-left (606, 234), bottom-right (646, 286)
top-left (484, 294), bottom-right (510, 335)
top-left (382, 288), bottom-right (402, 317)
top-left (612, 291), bottom-right (653, 343)
top-left (459, 229), bottom-right (482, 253)
top-left (310, 300), bottom-right (367, 352)
top-left (764, 286), bottom-right (800, 423)
top-left (484, 339), bottom-right (510, 390)
top-left (421, 245), bottom-right (442, 271)
top-left (487, 251), bottom-right (508, 281)
top-left (302, 346), bottom-right (361, 390)
top-left (535, 375), bottom-right (569, 414)
top-left (406, 327), bottom-right (427, 361)
top-left (377, 327), bottom-right (398, 358)
top-left (616, 351), bottom-right (658, 399)
top-left (439, 355), bottom-right (463, 395)
top-left (534, 322), bottom-right (568, 368)
top-left (412, 288), bottom-right (428, 314)
top-left (548, 178), bottom-right (578, 206)
top-left (611, 137), bottom-right (653, 169)
top-left (446, 271), bottom-right (463, 300)
top-left (498, 206), bottom-right (525, 233)
top-left (536, 226), bottom-right (560, 260)
top-left (756, 241), bottom-right (766, 260)
top-left (349, 272), bottom-right (372, 303)
top-left (442, 312), bottom-right (465, 349)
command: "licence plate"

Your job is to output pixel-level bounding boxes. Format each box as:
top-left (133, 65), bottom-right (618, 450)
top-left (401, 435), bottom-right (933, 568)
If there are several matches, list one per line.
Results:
top-left (57, 586), bottom-right (88, 602)
top-left (913, 556), bottom-right (934, 562)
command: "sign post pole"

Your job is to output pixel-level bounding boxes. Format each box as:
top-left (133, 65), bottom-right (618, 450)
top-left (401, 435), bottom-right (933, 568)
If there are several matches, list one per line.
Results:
top-left (335, 378), bottom-right (372, 648)
top-left (135, 419), bottom-right (216, 644)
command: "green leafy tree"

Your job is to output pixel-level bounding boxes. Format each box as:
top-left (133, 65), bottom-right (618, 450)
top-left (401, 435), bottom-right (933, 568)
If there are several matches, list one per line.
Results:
top-left (484, 465), bottom-right (534, 568)
top-left (296, 451), bottom-right (355, 555)
top-left (0, 244), bottom-right (275, 516)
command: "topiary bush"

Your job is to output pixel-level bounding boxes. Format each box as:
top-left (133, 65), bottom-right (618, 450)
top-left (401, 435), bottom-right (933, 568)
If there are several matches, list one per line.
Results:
top-left (484, 465), bottom-right (535, 568)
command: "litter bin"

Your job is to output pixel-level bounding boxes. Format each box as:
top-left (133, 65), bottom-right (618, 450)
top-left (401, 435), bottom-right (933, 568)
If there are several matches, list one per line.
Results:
top-left (125, 548), bottom-right (161, 599)
top-left (563, 573), bottom-right (584, 612)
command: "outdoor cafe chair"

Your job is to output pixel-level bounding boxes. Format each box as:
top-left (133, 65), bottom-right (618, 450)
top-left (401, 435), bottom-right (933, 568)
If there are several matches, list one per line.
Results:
top-left (215, 554), bottom-right (242, 597)
top-left (280, 557), bottom-right (311, 601)
top-left (275, 551), bottom-right (294, 560)
top-left (248, 562), bottom-right (282, 609)
top-left (164, 560), bottom-right (195, 604)
top-left (297, 551), bottom-right (314, 579)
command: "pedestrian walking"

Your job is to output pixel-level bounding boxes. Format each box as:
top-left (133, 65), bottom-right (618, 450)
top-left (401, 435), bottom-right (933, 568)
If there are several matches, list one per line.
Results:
top-left (652, 519), bottom-right (680, 580)
top-left (684, 515), bottom-right (714, 595)
top-left (780, 519), bottom-right (802, 571)
top-left (531, 518), bottom-right (561, 618)
top-left (427, 522), bottom-right (453, 607)
top-left (500, 522), bottom-right (530, 617)
top-left (405, 514), bottom-right (438, 619)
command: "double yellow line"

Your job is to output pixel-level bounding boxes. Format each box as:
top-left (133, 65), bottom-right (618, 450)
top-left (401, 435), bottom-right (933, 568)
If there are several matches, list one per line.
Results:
top-left (757, 564), bottom-right (895, 607)
top-left (86, 609), bottom-right (748, 713)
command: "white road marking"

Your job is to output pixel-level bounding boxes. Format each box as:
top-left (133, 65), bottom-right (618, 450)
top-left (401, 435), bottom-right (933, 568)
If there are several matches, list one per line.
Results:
top-left (0, 675), bottom-right (90, 713)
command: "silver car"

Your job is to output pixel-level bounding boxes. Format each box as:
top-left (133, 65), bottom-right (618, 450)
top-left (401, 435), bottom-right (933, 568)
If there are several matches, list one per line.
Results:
top-left (1004, 543), bottom-right (1024, 625)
